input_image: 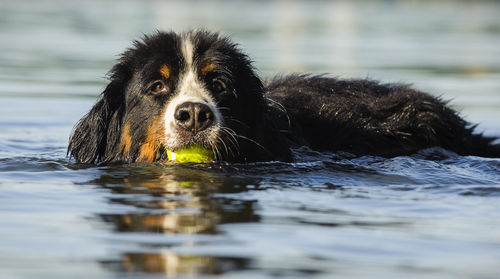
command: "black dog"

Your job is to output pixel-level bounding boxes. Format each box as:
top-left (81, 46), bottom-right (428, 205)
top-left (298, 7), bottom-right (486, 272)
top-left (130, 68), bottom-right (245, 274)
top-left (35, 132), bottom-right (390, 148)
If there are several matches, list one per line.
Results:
top-left (68, 30), bottom-right (500, 164)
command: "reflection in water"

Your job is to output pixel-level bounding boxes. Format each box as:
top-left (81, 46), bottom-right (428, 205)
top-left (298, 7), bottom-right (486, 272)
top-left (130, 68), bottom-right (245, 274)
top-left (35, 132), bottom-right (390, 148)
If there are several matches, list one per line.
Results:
top-left (106, 252), bottom-right (249, 276)
top-left (89, 164), bottom-right (260, 275)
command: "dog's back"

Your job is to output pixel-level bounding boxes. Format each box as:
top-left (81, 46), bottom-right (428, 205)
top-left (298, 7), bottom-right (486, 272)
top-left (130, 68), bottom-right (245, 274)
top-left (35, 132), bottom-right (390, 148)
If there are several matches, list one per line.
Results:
top-left (265, 74), bottom-right (500, 158)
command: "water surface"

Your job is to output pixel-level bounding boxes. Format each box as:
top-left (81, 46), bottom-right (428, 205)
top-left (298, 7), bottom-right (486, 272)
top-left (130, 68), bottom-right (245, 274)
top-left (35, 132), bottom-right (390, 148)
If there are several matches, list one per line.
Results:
top-left (1, 1), bottom-right (500, 278)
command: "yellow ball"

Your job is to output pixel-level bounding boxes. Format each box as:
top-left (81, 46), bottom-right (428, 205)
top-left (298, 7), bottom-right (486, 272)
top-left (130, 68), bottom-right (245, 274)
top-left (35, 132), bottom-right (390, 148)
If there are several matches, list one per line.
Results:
top-left (166, 144), bottom-right (215, 163)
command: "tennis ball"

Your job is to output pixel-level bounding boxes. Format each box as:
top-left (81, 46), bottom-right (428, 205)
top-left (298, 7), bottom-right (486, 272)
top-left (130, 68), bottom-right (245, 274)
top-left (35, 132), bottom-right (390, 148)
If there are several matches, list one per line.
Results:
top-left (166, 144), bottom-right (215, 163)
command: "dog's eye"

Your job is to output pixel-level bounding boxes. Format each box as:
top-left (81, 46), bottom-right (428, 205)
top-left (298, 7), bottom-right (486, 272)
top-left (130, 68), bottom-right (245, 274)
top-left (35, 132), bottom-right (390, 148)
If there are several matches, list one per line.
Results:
top-left (150, 81), bottom-right (166, 93)
top-left (211, 80), bottom-right (225, 93)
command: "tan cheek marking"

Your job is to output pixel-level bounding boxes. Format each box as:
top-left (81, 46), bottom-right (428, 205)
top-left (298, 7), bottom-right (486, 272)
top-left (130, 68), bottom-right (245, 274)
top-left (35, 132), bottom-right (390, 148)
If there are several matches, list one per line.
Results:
top-left (138, 118), bottom-right (164, 162)
top-left (200, 61), bottom-right (216, 76)
top-left (138, 109), bottom-right (166, 162)
top-left (120, 123), bottom-right (132, 156)
top-left (159, 64), bottom-right (171, 79)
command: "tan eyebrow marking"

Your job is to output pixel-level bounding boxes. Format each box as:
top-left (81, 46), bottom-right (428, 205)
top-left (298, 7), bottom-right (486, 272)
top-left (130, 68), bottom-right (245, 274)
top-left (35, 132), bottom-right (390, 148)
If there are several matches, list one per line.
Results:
top-left (200, 60), bottom-right (216, 76)
top-left (159, 64), bottom-right (171, 79)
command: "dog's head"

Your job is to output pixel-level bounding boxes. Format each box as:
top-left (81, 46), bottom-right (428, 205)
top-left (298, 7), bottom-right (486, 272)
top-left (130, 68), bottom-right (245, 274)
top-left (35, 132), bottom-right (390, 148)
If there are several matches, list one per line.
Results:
top-left (68, 31), bottom-right (281, 164)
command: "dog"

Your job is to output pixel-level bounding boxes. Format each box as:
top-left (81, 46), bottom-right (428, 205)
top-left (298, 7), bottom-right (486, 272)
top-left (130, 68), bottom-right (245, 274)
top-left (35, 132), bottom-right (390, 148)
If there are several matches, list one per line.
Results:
top-left (68, 30), bottom-right (500, 164)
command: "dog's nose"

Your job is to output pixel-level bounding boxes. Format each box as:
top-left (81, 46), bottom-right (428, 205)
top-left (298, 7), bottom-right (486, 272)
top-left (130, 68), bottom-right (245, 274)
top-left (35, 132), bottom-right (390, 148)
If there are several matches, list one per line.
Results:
top-left (174, 102), bottom-right (215, 132)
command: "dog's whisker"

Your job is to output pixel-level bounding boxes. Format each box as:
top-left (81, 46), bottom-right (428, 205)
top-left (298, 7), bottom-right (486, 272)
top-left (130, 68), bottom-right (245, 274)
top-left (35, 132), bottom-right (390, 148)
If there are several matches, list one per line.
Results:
top-left (224, 118), bottom-right (250, 129)
top-left (221, 127), bottom-right (239, 148)
top-left (237, 134), bottom-right (267, 152)
top-left (214, 128), bottom-right (236, 159)
top-left (220, 127), bottom-right (240, 154)
top-left (212, 138), bottom-right (223, 161)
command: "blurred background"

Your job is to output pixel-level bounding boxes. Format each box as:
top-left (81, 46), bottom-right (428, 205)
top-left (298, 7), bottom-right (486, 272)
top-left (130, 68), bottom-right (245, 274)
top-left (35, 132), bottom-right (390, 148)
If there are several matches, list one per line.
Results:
top-left (1, 0), bottom-right (499, 141)
top-left (1, 1), bottom-right (500, 278)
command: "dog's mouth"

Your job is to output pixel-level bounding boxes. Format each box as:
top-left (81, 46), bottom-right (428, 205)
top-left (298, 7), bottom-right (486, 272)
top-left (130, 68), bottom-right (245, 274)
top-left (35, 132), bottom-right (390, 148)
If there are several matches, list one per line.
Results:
top-left (157, 124), bottom-right (246, 163)
top-left (155, 126), bottom-right (219, 162)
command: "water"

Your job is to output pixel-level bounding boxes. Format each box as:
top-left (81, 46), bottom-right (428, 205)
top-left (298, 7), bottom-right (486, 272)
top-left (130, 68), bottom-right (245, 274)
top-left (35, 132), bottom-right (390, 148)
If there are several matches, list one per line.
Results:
top-left (1, 0), bottom-right (500, 278)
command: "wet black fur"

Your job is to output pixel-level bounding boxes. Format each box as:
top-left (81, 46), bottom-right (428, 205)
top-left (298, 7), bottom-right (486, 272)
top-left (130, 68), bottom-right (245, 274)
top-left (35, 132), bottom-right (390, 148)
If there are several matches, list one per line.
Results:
top-left (68, 30), bottom-right (500, 164)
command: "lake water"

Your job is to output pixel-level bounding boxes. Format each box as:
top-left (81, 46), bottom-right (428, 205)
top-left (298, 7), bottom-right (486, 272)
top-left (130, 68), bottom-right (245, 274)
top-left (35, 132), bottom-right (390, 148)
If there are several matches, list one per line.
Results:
top-left (1, 0), bottom-right (500, 278)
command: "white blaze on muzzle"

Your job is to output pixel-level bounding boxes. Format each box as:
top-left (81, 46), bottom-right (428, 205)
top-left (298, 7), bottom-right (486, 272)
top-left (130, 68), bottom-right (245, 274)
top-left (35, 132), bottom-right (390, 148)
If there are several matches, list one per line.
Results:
top-left (162, 36), bottom-right (222, 149)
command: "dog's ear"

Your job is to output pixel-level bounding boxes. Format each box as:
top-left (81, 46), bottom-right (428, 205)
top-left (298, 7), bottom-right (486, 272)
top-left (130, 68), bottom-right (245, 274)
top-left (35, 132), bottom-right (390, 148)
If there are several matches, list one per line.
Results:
top-left (68, 80), bottom-right (124, 164)
top-left (68, 97), bottom-right (110, 164)
top-left (68, 87), bottom-right (125, 165)
top-left (68, 48), bottom-right (134, 164)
